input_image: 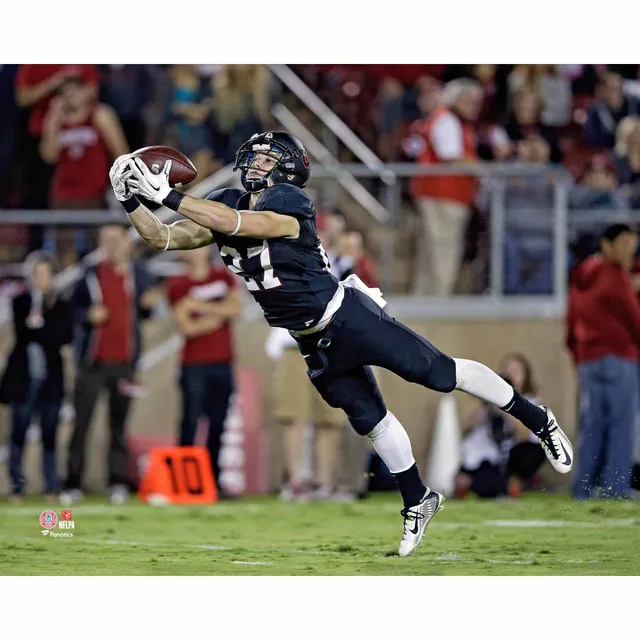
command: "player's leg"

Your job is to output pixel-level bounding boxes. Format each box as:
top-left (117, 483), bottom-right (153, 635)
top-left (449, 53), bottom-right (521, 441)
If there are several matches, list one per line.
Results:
top-left (8, 395), bottom-right (33, 500)
top-left (179, 365), bottom-right (207, 447)
top-left (274, 349), bottom-right (311, 500)
top-left (600, 356), bottom-right (637, 498)
top-left (203, 363), bottom-right (234, 490)
top-left (311, 392), bottom-right (345, 499)
top-left (331, 288), bottom-right (572, 474)
top-left (37, 397), bottom-right (61, 497)
top-left (571, 360), bottom-right (608, 499)
top-left (105, 364), bottom-right (133, 503)
top-left (62, 363), bottom-right (104, 502)
top-left (308, 363), bottom-right (444, 556)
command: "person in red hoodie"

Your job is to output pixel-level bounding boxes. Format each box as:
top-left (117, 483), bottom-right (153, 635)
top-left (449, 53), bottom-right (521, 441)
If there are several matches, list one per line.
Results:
top-left (566, 223), bottom-right (640, 499)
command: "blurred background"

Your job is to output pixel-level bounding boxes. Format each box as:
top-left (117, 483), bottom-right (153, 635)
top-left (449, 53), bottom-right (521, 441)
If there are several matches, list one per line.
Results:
top-left (1, 63), bottom-right (640, 505)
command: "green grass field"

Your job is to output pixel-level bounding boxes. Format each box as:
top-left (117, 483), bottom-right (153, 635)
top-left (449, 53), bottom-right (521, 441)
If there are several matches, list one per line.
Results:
top-left (2, 493), bottom-right (639, 575)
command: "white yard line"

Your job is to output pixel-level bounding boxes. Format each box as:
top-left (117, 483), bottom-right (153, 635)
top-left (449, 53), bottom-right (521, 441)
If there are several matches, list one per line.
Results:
top-left (75, 537), bottom-right (345, 557)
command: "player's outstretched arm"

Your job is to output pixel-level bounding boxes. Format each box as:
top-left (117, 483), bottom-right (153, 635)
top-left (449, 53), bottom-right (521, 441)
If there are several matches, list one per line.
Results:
top-left (126, 200), bottom-right (214, 251)
top-left (126, 157), bottom-right (300, 238)
top-left (175, 194), bottom-right (300, 240)
top-left (125, 157), bottom-right (300, 240)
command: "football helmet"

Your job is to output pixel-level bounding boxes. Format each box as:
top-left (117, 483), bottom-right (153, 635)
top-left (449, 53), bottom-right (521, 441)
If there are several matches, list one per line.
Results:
top-left (234, 131), bottom-right (311, 193)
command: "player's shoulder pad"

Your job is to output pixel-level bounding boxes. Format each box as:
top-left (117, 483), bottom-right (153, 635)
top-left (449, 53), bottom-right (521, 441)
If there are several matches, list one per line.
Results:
top-left (253, 184), bottom-right (315, 219)
top-left (206, 188), bottom-right (246, 208)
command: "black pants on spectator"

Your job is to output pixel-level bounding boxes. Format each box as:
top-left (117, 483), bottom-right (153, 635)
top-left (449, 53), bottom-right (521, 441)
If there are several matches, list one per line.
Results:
top-left (9, 381), bottom-right (60, 496)
top-left (463, 442), bottom-right (546, 498)
top-left (66, 361), bottom-right (133, 490)
top-left (179, 362), bottom-right (233, 486)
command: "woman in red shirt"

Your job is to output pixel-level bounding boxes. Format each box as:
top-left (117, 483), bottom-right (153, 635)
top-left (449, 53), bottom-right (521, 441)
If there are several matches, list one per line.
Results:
top-left (165, 247), bottom-right (243, 492)
top-left (40, 76), bottom-right (128, 266)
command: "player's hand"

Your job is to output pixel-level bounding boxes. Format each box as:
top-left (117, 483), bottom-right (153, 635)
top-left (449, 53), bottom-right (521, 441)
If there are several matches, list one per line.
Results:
top-left (127, 157), bottom-right (172, 205)
top-left (109, 154), bottom-right (134, 202)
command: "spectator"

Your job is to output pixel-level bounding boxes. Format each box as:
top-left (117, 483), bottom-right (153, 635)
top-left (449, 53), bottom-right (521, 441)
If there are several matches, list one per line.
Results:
top-left (98, 64), bottom-right (154, 150)
top-left (508, 65), bottom-right (572, 127)
top-left (317, 211), bottom-right (346, 267)
top-left (607, 65), bottom-right (640, 81)
top-left (167, 65), bottom-right (217, 184)
top-left (470, 64), bottom-right (508, 126)
top-left (265, 326), bottom-right (347, 501)
top-left (61, 224), bottom-right (159, 505)
top-left (569, 154), bottom-right (628, 211)
top-left (403, 78), bottom-right (444, 158)
top-left (0, 252), bottom-right (72, 502)
top-left (0, 64), bottom-right (19, 208)
top-left (40, 76), bottom-right (128, 208)
top-left (213, 65), bottom-right (270, 163)
top-left (614, 115), bottom-right (640, 160)
top-left (455, 353), bottom-right (545, 499)
top-left (499, 135), bottom-right (557, 294)
top-left (614, 119), bottom-right (640, 208)
top-left (15, 65), bottom-right (99, 210)
top-left (39, 76), bottom-right (129, 267)
top-left (331, 232), bottom-right (356, 281)
top-left (410, 78), bottom-right (483, 296)
top-left (558, 64), bottom-right (602, 97)
top-left (333, 230), bottom-right (379, 288)
top-left (566, 223), bottom-right (640, 499)
top-left (165, 247), bottom-right (242, 491)
top-left (376, 77), bottom-right (406, 161)
top-left (585, 71), bottom-right (640, 149)
top-left (496, 85), bottom-right (562, 163)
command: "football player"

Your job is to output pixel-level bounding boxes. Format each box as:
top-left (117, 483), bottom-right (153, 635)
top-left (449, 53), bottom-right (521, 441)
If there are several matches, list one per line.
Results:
top-left (109, 131), bottom-right (573, 557)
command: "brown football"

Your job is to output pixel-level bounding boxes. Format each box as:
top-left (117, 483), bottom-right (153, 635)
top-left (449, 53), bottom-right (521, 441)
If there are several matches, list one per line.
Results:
top-left (132, 146), bottom-right (197, 187)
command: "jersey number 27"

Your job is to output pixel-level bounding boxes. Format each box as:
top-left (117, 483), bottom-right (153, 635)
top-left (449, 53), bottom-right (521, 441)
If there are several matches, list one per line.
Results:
top-left (220, 243), bottom-right (281, 292)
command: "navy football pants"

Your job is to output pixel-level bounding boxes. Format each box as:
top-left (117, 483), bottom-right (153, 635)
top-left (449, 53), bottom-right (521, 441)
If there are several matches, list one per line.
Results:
top-left (294, 288), bottom-right (456, 435)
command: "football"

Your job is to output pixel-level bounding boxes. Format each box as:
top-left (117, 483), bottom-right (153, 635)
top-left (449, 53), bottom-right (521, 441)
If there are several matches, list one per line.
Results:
top-left (132, 146), bottom-right (197, 187)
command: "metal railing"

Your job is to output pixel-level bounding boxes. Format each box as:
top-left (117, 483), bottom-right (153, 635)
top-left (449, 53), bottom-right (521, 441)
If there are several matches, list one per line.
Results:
top-left (268, 64), bottom-right (396, 186)
top-left (271, 103), bottom-right (390, 224)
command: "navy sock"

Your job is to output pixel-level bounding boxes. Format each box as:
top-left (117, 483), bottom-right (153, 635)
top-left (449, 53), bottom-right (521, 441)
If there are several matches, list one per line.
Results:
top-left (393, 463), bottom-right (427, 507)
top-left (502, 390), bottom-right (547, 435)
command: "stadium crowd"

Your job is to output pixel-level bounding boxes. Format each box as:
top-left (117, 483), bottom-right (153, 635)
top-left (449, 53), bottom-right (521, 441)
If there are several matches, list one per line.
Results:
top-left (1, 64), bottom-right (640, 503)
top-left (1, 64), bottom-right (640, 293)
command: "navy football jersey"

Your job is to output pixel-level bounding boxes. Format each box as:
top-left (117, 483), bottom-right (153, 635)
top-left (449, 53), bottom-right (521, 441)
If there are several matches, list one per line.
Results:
top-left (205, 184), bottom-right (339, 331)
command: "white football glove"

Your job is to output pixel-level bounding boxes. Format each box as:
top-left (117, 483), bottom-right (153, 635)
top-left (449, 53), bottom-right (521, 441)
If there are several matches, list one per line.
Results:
top-left (127, 157), bottom-right (173, 205)
top-left (109, 154), bottom-right (134, 202)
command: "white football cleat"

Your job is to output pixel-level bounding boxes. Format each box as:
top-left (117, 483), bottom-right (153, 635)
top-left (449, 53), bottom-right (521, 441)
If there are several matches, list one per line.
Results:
top-left (537, 406), bottom-right (573, 474)
top-left (398, 489), bottom-right (445, 557)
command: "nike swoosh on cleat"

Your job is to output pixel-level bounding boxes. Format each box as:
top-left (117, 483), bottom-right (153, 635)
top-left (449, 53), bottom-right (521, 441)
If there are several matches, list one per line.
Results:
top-left (409, 519), bottom-right (420, 535)
top-left (559, 441), bottom-right (572, 466)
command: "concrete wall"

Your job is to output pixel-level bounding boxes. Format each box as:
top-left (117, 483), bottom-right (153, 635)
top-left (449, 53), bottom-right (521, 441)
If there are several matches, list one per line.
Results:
top-left (0, 317), bottom-right (577, 495)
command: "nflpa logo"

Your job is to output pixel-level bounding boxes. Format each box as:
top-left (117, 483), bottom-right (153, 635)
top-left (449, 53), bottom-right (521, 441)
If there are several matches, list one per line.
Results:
top-left (59, 510), bottom-right (75, 529)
